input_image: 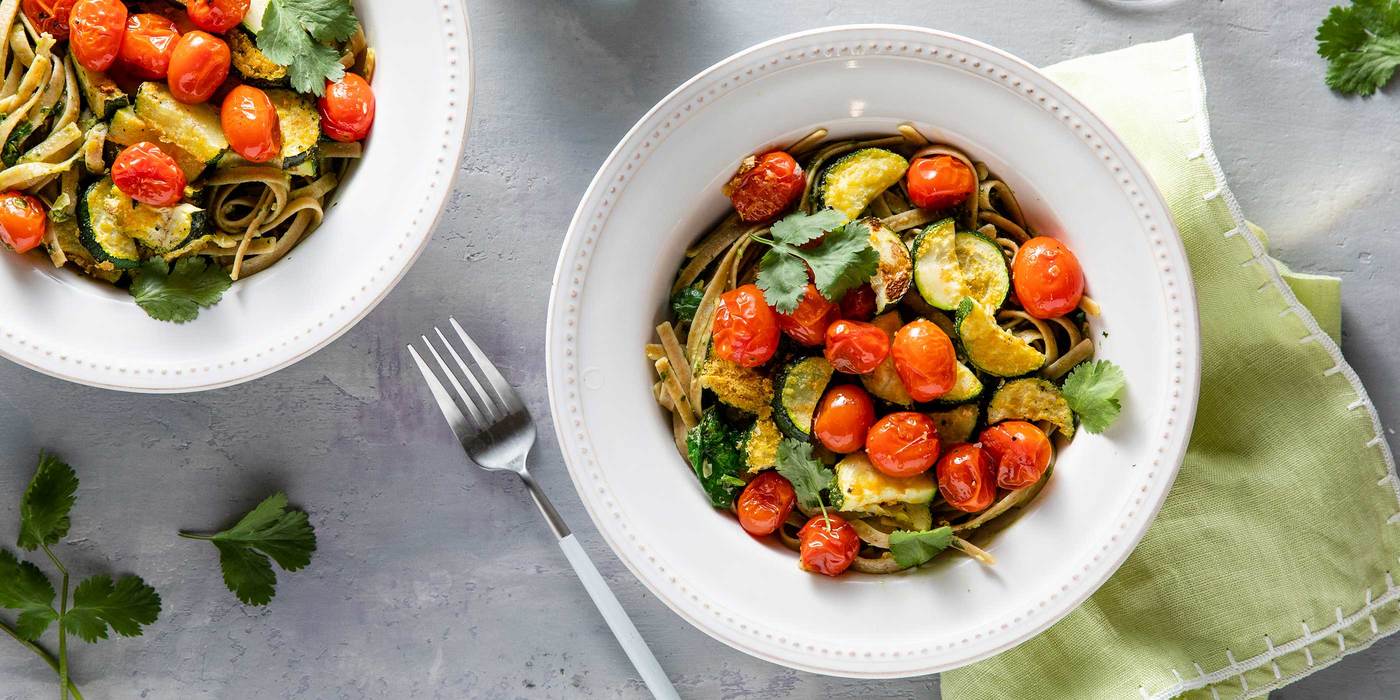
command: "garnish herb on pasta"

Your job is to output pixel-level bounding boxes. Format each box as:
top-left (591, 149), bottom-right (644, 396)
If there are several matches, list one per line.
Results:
top-left (0, 0), bottom-right (376, 322)
top-left (649, 124), bottom-right (1126, 576)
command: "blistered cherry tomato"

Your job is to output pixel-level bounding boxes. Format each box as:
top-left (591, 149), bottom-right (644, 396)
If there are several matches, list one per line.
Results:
top-left (0, 192), bottom-right (48, 254)
top-left (736, 471), bottom-right (796, 537)
top-left (117, 13), bottom-right (180, 80)
top-left (221, 85), bottom-right (281, 163)
top-left (936, 444), bottom-right (996, 513)
top-left (726, 151), bottom-right (804, 223)
top-left (865, 412), bottom-right (941, 478)
top-left (980, 421), bottom-right (1053, 489)
top-left (813, 384), bottom-right (876, 454)
top-left (823, 320), bottom-right (889, 375)
top-left (166, 31), bottom-right (229, 104)
top-left (711, 284), bottom-right (780, 368)
top-left (185, 0), bottom-right (247, 34)
top-left (776, 283), bottom-right (838, 346)
top-left (1012, 236), bottom-right (1085, 319)
top-left (68, 0), bottom-right (127, 72)
top-left (23, 0), bottom-right (76, 39)
top-left (837, 283), bottom-right (876, 321)
top-left (111, 142), bottom-right (186, 207)
top-left (891, 319), bottom-right (957, 402)
top-left (798, 513), bottom-right (860, 576)
top-left (906, 155), bottom-right (976, 210)
top-left (318, 73), bottom-right (376, 142)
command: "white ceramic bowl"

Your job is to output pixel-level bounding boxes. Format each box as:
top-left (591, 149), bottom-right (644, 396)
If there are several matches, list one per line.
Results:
top-left (0, 1), bottom-right (472, 392)
top-left (547, 26), bottom-right (1200, 677)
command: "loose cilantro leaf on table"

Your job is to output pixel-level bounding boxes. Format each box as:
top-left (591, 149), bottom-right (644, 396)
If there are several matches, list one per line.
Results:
top-left (1060, 360), bottom-right (1127, 434)
top-left (18, 452), bottom-right (78, 551)
top-left (753, 209), bottom-right (877, 313)
top-left (258, 0), bottom-right (361, 94)
top-left (130, 257), bottom-right (232, 324)
top-left (888, 526), bottom-right (954, 569)
top-left (775, 438), bottom-right (834, 512)
top-left (685, 408), bottom-right (750, 508)
top-left (180, 493), bottom-right (318, 606)
top-left (1317, 0), bottom-right (1400, 95)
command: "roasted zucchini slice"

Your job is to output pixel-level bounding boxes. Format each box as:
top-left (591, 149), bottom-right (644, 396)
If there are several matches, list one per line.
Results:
top-left (911, 218), bottom-right (963, 311)
top-left (227, 26), bottom-right (287, 84)
top-left (240, 0), bottom-right (270, 34)
top-left (987, 378), bottom-right (1076, 438)
top-left (832, 452), bottom-right (935, 512)
top-left (772, 356), bottom-right (835, 441)
top-left (73, 61), bottom-right (128, 120)
top-left (865, 218), bottom-right (911, 313)
top-left (266, 89), bottom-right (321, 172)
top-left (955, 298), bottom-right (1045, 377)
top-left (860, 311), bottom-right (913, 405)
top-left (940, 361), bottom-right (984, 404)
top-left (928, 404), bottom-right (980, 444)
top-left (122, 201), bottom-right (208, 254)
top-left (743, 417), bottom-right (782, 473)
top-left (956, 231), bottom-right (1010, 307)
top-left (77, 178), bottom-right (140, 269)
top-left (134, 82), bottom-right (229, 166)
top-left (817, 148), bottom-right (909, 219)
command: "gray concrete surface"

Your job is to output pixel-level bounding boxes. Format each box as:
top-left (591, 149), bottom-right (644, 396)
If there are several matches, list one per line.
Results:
top-left (3, 0), bottom-right (1398, 697)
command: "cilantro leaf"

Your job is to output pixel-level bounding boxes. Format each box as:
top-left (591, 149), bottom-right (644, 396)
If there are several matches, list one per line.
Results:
top-left (1317, 1), bottom-right (1400, 95)
top-left (805, 220), bottom-right (881, 302)
top-left (771, 209), bottom-right (848, 246)
top-left (0, 549), bottom-right (58, 640)
top-left (1060, 360), bottom-right (1127, 434)
top-left (775, 438), bottom-right (834, 512)
top-left (670, 284), bottom-right (704, 322)
top-left (130, 257), bottom-right (232, 324)
top-left (182, 493), bottom-right (317, 606)
top-left (18, 452), bottom-right (78, 551)
top-left (754, 248), bottom-right (812, 313)
top-left (753, 209), bottom-right (879, 313)
top-left (888, 527), bottom-right (954, 569)
top-left (257, 0), bottom-right (357, 95)
top-left (61, 575), bottom-right (161, 643)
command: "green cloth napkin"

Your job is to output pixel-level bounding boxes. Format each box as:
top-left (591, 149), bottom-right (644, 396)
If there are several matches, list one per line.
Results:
top-left (942, 35), bottom-right (1400, 699)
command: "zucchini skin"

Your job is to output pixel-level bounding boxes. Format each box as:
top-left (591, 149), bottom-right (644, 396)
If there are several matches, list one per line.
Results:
top-left (76, 179), bottom-right (140, 269)
top-left (771, 356), bottom-right (835, 441)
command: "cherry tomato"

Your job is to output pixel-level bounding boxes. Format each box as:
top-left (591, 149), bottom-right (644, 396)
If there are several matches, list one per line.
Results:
top-left (23, 0), bottom-right (75, 39)
top-left (798, 513), bottom-right (860, 576)
top-left (980, 421), bottom-right (1053, 489)
top-left (736, 471), bottom-right (796, 537)
top-left (318, 73), bottom-right (376, 142)
top-left (726, 151), bottom-right (804, 223)
top-left (166, 31), bottom-right (229, 104)
top-left (891, 319), bottom-right (958, 402)
top-left (936, 444), bottom-right (996, 513)
top-left (68, 0), bottom-right (127, 72)
top-left (837, 283), bottom-right (876, 321)
top-left (116, 13), bottom-right (179, 80)
top-left (823, 320), bottom-right (889, 375)
top-left (220, 85), bottom-right (282, 163)
top-left (0, 192), bottom-right (48, 254)
top-left (905, 155), bottom-right (976, 210)
top-left (776, 283), bottom-right (838, 346)
top-left (185, 0), bottom-right (248, 34)
top-left (1012, 236), bottom-right (1085, 319)
top-left (813, 384), bottom-right (876, 454)
top-left (865, 412), bottom-right (941, 478)
top-left (111, 142), bottom-right (186, 207)
top-left (711, 284), bottom-right (780, 368)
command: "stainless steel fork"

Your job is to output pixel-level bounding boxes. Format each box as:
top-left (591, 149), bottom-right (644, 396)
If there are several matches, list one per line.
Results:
top-left (408, 319), bottom-right (678, 700)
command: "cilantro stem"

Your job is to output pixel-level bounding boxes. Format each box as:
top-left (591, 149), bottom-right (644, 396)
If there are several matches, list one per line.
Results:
top-left (0, 621), bottom-right (85, 699)
top-left (41, 545), bottom-right (69, 700)
top-left (176, 532), bottom-right (214, 541)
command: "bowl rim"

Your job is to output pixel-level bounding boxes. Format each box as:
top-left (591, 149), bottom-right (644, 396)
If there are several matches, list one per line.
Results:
top-left (546, 24), bottom-right (1201, 677)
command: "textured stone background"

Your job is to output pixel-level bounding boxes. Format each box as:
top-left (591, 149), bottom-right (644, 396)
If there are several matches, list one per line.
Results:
top-left (4, 0), bottom-right (1398, 697)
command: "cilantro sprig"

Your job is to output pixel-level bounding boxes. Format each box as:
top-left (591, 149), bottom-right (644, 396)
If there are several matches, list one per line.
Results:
top-left (753, 209), bottom-right (878, 313)
top-left (1317, 0), bottom-right (1400, 95)
top-left (179, 493), bottom-right (317, 606)
top-left (0, 453), bottom-right (161, 700)
top-left (774, 438), bottom-right (835, 512)
top-left (1060, 360), bottom-right (1127, 434)
top-left (257, 0), bottom-right (361, 95)
top-left (888, 527), bottom-right (953, 569)
top-left (130, 257), bottom-right (232, 324)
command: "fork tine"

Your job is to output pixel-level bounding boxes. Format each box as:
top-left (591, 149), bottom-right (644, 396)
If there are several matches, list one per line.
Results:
top-left (448, 317), bottom-right (526, 414)
top-left (407, 344), bottom-right (476, 444)
top-left (434, 326), bottom-right (501, 422)
top-left (421, 335), bottom-right (490, 430)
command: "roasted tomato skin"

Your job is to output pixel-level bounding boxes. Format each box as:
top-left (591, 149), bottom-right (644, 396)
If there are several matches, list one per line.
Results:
top-left (711, 284), bottom-right (780, 367)
top-left (117, 13), bottom-right (180, 80)
top-left (185, 0), bottom-right (248, 34)
top-left (865, 412), bottom-right (941, 478)
top-left (727, 151), bottom-right (805, 223)
top-left (823, 319), bottom-right (890, 375)
top-left (111, 142), bottom-right (186, 207)
top-left (23, 0), bottom-right (76, 39)
top-left (798, 513), bottom-right (860, 576)
top-left (166, 31), bottom-right (230, 104)
top-left (68, 0), bottom-right (128, 72)
top-left (0, 192), bottom-right (48, 254)
top-left (936, 444), bottom-right (997, 513)
top-left (1012, 236), bottom-right (1085, 319)
top-left (813, 384), bottom-right (876, 454)
top-left (318, 73), bottom-right (376, 142)
top-left (837, 283), bottom-right (877, 321)
top-left (906, 155), bottom-right (976, 210)
top-left (777, 283), bottom-right (839, 346)
top-left (736, 471), bottom-right (796, 537)
top-left (220, 85), bottom-right (282, 163)
top-left (980, 420), bottom-right (1053, 489)
top-left (891, 319), bottom-right (958, 402)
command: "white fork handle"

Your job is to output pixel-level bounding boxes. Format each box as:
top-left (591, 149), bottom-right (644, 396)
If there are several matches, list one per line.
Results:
top-left (558, 534), bottom-right (679, 699)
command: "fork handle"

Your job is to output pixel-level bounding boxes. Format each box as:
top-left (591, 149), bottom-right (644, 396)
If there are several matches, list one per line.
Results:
top-left (558, 534), bottom-right (679, 700)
